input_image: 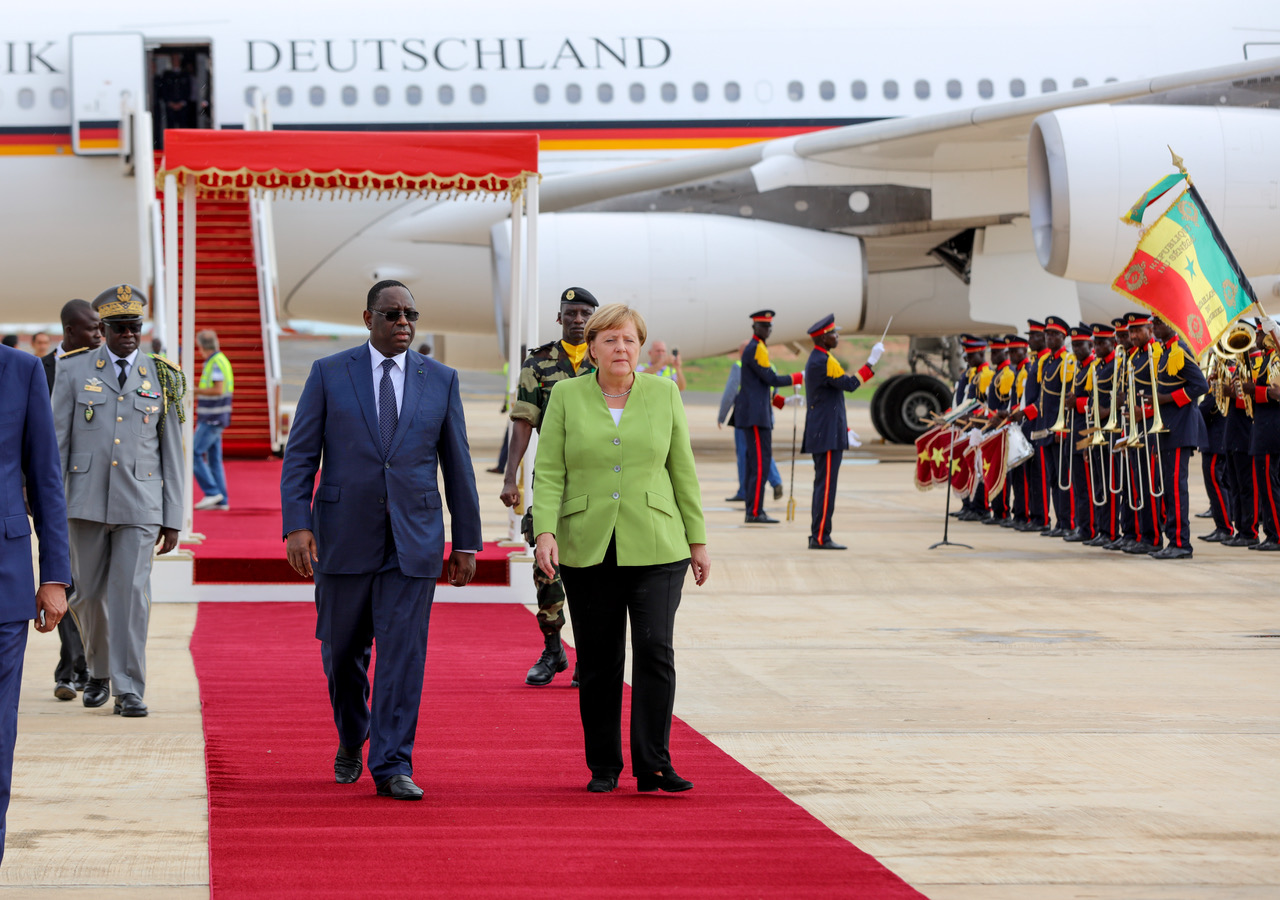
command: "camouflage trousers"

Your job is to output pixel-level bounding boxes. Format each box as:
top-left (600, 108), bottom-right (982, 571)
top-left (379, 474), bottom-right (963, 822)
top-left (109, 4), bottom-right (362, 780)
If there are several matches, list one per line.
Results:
top-left (533, 563), bottom-right (566, 636)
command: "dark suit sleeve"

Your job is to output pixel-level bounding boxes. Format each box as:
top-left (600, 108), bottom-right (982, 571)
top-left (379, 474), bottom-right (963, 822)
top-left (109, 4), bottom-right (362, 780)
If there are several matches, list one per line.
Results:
top-left (42, 352), bottom-right (56, 395)
top-left (279, 360), bottom-right (326, 538)
top-left (815, 359), bottom-right (868, 394)
top-left (22, 355), bottom-right (71, 586)
top-left (438, 368), bottom-right (484, 552)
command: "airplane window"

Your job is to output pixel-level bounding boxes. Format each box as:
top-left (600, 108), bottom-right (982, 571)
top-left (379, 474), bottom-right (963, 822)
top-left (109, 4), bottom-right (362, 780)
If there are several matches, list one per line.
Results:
top-left (851, 80), bottom-right (867, 100)
top-left (406, 85), bottom-right (422, 105)
top-left (51, 87), bottom-right (68, 109)
top-left (1009, 78), bottom-right (1025, 97)
top-left (341, 86), bottom-right (357, 106)
top-left (243, 87), bottom-right (257, 107)
top-left (661, 82), bottom-right (676, 102)
top-left (914, 79), bottom-right (930, 99)
top-left (883, 80), bottom-right (899, 100)
top-left (693, 82), bottom-right (708, 102)
top-left (629, 83), bottom-right (644, 103)
top-left (946, 79), bottom-right (961, 99)
top-left (17, 88), bottom-right (34, 109)
top-left (978, 79), bottom-right (993, 99)
top-left (438, 84), bottom-right (455, 105)
top-left (309, 86), bottom-right (325, 106)
top-left (1104, 77), bottom-right (1118, 83)
top-left (819, 80), bottom-right (834, 100)
top-left (566, 83), bottom-right (581, 103)
top-left (788, 81), bottom-right (803, 101)
top-left (597, 83), bottom-right (613, 103)
top-left (724, 81), bottom-right (740, 102)
top-left (470, 84), bottom-right (486, 104)
top-left (276, 86), bottom-right (293, 107)
top-left (1041, 78), bottom-right (1057, 93)
top-left (534, 84), bottom-right (550, 104)
top-left (374, 85), bottom-right (390, 106)
top-left (1073, 77), bottom-right (1088, 88)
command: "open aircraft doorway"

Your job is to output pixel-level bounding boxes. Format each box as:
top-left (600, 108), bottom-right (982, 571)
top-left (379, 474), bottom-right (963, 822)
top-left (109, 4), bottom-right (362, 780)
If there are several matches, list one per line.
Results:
top-left (147, 43), bottom-right (213, 149)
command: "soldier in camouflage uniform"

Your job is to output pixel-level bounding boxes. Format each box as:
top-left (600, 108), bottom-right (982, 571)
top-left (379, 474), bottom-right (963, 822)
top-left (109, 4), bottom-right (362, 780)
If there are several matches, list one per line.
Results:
top-left (500, 286), bottom-right (598, 685)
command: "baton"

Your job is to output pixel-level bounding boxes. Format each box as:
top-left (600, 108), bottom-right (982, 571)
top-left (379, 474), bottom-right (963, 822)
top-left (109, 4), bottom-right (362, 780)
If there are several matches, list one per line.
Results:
top-left (786, 398), bottom-right (799, 522)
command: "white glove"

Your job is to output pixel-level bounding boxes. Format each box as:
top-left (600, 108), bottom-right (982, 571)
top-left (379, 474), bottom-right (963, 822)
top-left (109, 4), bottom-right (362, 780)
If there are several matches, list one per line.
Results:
top-left (868, 342), bottom-right (885, 366)
top-left (847, 428), bottom-right (862, 449)
top-left (1260, 316), bottom-right (1280, 341)
top-left (784, 394), bottom-right (804, 407)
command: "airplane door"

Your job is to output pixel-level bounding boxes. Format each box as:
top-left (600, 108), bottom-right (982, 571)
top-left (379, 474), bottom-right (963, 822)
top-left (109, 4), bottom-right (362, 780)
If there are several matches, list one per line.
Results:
top-left (69, 32), bottom-right (145, 156)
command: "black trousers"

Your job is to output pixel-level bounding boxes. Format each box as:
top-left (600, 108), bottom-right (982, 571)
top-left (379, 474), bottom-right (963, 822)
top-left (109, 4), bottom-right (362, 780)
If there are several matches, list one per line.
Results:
top-left (53, 591), bottom-right (87, 685)
top-left (810, 449), bottom-right (842, 544)
top-left (1229, 450), bottom-right (1259, 539)
top-left (1111, 447), bottom-right (1132, 539)
top-left (1072, 452), bottom-right (1110, 539)
top-left (1028, 444), bottom-right (1049, 527)
top-left (1201, 452), bottom-right (1234, 534)
top-left (1254, 452), bottom-right (1280, 543)
top-left (1044, 439), bottom-right (1073, 529)
top-left (740, 425), bottom-right (773, 518)
top-left (560, 536), bottom-right (689, 780)
top-left (1159, 444), bottom-right (1193, 550)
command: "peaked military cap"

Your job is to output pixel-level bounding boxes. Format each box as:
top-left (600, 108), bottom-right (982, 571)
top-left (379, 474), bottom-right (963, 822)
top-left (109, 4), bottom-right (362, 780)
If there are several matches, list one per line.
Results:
top-left (1069, 323), bottom-right (1092, 341)
top-left (1005, 334), bottom-right (1029, 348)
top-left (92, 284), bottom-right (147, 320)
top-left (750, 309), bottom-right (776, 322)
top-left (560, 287), bottom-right (599, 307)
top-left (1044, 315), bottom-right (1070, 334)
top-left (959, 333), bottom-right (988, 350)
top-left (807, 314), bottom-right (838, 336)
top-left (1111, 316), bottom-right (1129, 333)
top-left (988, 336), bottom-right (1008, 350)
top-left (1123, 310), bottom-right (1153, 327)
top-left (1091, 322), bottom-right (1117, 338)
top-left (1026, 318), bottom-right (1045, 332)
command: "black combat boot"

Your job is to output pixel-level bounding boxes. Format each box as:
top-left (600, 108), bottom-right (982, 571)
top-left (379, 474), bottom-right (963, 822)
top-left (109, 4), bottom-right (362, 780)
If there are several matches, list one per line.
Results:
top-left (525, 634), bottom-right (568, 686)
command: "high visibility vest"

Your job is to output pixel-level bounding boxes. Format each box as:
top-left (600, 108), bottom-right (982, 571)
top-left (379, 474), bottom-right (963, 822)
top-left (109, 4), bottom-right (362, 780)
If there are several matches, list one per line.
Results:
top-left (197, 351), bottom-right (234, 427)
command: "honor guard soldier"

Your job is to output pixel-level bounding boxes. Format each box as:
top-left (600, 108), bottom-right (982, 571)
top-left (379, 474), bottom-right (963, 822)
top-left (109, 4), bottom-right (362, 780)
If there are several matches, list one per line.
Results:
top-left (51, 285), bottom-right (185, 717)
top-left (1064, 324), bottom-right (1096, 542)
top-left (1004, 334), bottom-right (1035, 529)
top-left (500, 286), bottom-right (598, 685)
top-left (1104, 317), bottom-right (1136, 551)
top-left (1010, 321), bottom-right (1050, 531)
top-left (1198, 343), bottom-right (1235, 544)
top-left (984, 337), bottom-right (1015, 525)
top-left (1122, 312), bottom-right (1163, 553)
top-left (801, 314), bottom-right (883, 549)
top-left (954, 335), bottom-right (992, 521)
top-left (735, 310), bottom-right (804, 523)
top-left (1242, 322), bottom-right (1280, 550)
top-left (1222, 322), bottom-right (1262, 547)
top-left (1145, 316), bottom-right (1208, 558)
top-left (1084, 323), bottom-right (1121, 547)
top-left (1035, 316), bottom-right (1074, 536)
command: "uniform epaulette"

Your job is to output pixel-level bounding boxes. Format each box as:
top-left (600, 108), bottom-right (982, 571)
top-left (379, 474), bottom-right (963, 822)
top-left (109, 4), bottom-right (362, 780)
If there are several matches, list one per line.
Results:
top-left (528, 340), bottom-right (558, 359)
top-left (58, 347), bottom-right (89, 358)
top-left (149, 352), bottom-right (181, 372)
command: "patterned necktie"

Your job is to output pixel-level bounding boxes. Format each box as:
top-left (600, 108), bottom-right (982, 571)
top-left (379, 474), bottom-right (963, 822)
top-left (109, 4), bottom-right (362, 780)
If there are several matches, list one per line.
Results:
top-left (116, 359), bottom-right (129, 388)
top-left (379, 358), bottom-right (398, 456)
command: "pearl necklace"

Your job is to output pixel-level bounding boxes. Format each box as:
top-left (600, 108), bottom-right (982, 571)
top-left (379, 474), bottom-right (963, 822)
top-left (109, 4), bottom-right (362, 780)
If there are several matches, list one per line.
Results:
top-left (601, 386), bottom-right (632, 398)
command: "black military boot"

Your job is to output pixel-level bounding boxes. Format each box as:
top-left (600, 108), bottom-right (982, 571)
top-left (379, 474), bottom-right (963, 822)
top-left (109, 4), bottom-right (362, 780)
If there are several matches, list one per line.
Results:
top-left (526, 634), bottom-right (568, 686)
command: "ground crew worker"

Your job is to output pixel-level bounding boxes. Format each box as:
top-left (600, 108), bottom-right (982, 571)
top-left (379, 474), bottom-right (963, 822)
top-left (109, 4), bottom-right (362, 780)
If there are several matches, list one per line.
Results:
top-left (801, 314), bottom-right (883, 549)
top-left (193, 330), bottom-right (233, 511)
top-left (734, 310), bottom-right (803, 524)
top-left (51, 285), bottom-right (185, 717)
top-left (500, 287), bottom-right (597, 686)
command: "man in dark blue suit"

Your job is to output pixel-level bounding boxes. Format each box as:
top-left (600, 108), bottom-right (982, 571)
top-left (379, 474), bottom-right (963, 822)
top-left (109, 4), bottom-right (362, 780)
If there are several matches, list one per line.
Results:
top-left (0, 343), bottom-right (71, 862)
top-left (281, 281), bottom-right (483, 801)
top-left (801, 314), bottom-right (882, 549)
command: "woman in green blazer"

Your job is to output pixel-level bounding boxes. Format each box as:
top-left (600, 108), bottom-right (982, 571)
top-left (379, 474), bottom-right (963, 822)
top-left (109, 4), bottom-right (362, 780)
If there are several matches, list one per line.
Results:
top-left (533, 303), bottom-right (710, 794)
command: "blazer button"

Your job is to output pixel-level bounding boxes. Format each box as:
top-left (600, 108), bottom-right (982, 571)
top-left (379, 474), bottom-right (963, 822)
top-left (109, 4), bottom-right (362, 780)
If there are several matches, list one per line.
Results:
top-left (612, 492), bottom-right (619, 500)
top-left (612, 438), bottom-right (620, 445)
top-left (613, 465), bottom-right (620, 472)
top-left (385, 462), bottom-right (391, 469)
top-left (111, 460), bottom-right (118, 467)
top-left (379, 497), bottom-right (385, 504)
top-left (114, 438), bottom-right (120, 444)
top-left (116, 416), bottom-right (123, 422)
top-left (118, 395), bottom-right (124, 401)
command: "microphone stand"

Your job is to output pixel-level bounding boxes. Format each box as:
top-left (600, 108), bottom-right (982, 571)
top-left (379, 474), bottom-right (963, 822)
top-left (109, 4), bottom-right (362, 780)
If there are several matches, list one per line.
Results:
top-left (930, 425), bottom-right (973, 550)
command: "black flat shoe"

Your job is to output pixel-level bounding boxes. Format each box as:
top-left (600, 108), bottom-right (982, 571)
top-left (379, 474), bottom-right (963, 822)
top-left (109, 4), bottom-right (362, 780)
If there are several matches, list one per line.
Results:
top-left (1249, 540), bottom-right (1280, 551)
top-left (1198, 528), bottom-right (1231, 543)
top-left (1062, 528), bottom-right (1089, 542)
top-left (54, 681), bottom-right (76, 701)
top-left (82, 678), bottom-right (110, 708)
top-left (1101, 538), bottom-right (1127, 551)
top-left (1194, 508), bottom-right (1214, 518)
top-left (1149, 546), bottom-right (1193, 560)
top-left (724, 494), bottom-right (746, 502)
top-left (335, 746), bottom-right (363, 784)
top-left (1123, 541), bottom-right (1156, 555)
top-left (636, 770), bottom-right (693, 793)
top-left (1222, 534), bottom-right (1259, 548)
top-left (113, 693), bottom-right (148, 717)
top-left (376, 774), bottom-right (423, 800)
top-left (587, 775), bottom-right (618, 793)
top-left (744, 513), bottom-right (779, 524)
top-left (807, 538), bottom-right (847, 550)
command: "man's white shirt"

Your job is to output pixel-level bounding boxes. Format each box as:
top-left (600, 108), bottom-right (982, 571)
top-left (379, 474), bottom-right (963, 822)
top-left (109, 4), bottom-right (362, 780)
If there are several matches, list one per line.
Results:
top-left (369, 342), bottom-right (406, 417)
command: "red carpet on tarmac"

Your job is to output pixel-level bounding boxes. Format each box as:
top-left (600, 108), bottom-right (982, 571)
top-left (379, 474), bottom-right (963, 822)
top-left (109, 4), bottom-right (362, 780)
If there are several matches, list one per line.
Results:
top-left (191, 601), bottom-right (925, 899)
top-left (187, 458), bottom-right (509, 585)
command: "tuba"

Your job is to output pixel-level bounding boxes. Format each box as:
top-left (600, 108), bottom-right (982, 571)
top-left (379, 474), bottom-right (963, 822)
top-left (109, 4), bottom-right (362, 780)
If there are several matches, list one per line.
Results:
top-left (1216, 320), bottom-right (1256, 417)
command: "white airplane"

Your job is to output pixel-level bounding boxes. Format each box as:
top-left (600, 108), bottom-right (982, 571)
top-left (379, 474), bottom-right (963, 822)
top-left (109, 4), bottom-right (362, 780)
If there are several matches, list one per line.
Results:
top-left (4, 0), bottom-right (1279, 440)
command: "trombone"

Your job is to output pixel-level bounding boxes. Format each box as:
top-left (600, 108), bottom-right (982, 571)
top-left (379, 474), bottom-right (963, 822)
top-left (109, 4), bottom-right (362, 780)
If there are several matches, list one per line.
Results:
top-left (1050, 355), bottom-right (1075, 491)
top-left (1084, 363), bottom-right (1109, 507)
top-left (1105, 352), bottom-right (1127, 500)
top-left (1141, 346), bottom-right (1167, 500)
top-left (1122, 354), bottom-right (1147, 512)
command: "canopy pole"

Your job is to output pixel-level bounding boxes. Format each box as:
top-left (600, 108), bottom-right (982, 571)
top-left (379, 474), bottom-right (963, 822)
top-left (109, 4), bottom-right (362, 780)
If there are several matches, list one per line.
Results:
top-left (520, 177), bottom-right (540, 527)
top-left (504, 189), bottom-right (525, 545)
top-left (180, 175), bottom-right (201, 544)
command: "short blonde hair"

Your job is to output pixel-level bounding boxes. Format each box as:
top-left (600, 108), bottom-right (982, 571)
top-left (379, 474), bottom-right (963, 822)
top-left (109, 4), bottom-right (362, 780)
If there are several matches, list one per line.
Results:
top-left (585, 303), bottom-right (648, 364)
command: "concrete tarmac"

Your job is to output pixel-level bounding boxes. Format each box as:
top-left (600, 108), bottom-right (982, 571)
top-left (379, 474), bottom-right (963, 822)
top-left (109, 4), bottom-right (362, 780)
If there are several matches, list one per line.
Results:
top-left (4, 384), bottom-right (1277, 898)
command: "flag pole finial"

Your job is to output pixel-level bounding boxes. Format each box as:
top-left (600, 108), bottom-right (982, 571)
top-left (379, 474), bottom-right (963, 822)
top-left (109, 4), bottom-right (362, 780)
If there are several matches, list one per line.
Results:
top-left (1168, 146), bottom-right (1187, 175)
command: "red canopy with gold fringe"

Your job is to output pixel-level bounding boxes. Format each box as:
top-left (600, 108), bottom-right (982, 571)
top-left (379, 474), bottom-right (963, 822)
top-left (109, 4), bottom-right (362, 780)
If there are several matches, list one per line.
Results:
top-left (158, 129), bottom-right (538, 198)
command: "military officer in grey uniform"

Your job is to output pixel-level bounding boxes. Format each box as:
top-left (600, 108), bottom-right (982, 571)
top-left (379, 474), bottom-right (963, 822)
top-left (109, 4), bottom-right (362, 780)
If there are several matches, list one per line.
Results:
top-left (52, 285), bottom-right (185, 717)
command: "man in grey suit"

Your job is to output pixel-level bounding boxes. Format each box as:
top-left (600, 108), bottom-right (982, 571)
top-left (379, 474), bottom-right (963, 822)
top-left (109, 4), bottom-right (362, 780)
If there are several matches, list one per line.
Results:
top-left (52, 285), bottom-right (185, 717)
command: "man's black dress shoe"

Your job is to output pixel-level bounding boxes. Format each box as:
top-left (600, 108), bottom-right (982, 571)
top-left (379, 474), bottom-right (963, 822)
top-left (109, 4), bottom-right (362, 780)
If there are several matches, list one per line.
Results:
top-left (999, 517), bottom-right (1018, 528)
top-left (773, 483), bottom-right (784, 501)
top-left (981, 515), bottom-right (1003, 526)
top-left (1149, 545), bottom-right (1193, 560)
top-left (335, 746), bottom-right (363, 783)
top-left (1249, 539), bottom-right (1280, 551)
top-left (82, 678), bottom-right (110, 708)
top-left (1101, 538), bottom-right (1127, 551)
top-left (570, 662), bottom-right (580, 688)
top-left (1123, 541), bottom-right (1157, 554)
top-left (1043, 527), bottom-right (1066, 538)
top-left (1197, 528), bottom-right (1231, 543)
top-left (525, 640), bottom-right (568, 686)
top-left (1014, 520), bottom-right (1042, 533)
top-left (744, 513), bottom-right (779, 524)
top-left (725, 494), bottom-right (745, 502)
top-left (113, 693), bottom-right (148, 717)
top-left (956, 509), bottom-right (980, 522)
top-left (636, 770), bottom-right (693, 793)
top-left (376, 774), bottom-right (424, 800)
top-left (1222, 534), bottom-right (1259, 548)
top-left (1062, 528), bottom-right (1089, 542)
top-left (1194, 507), bottom-right (1214, 519)
top-left (587, 775), bottom-right (618, 793)
top-left (1083, 534), bottom-right (1110, 547)
top-left (54, 681), bottom-right (76, 701)
top-left (808, 538), bottom-right (847, 550)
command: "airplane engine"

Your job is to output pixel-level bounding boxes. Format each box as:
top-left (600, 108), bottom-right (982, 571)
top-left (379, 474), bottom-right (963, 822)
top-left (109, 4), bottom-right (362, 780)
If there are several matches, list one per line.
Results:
top-left (1029, 105), bottom-right (1280, 284)
top-left (490, 212), bottom-right (865, 358)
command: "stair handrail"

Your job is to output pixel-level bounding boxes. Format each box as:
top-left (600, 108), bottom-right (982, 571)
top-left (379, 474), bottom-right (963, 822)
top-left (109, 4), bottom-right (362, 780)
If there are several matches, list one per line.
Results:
top-left (244, 89), bottom-right (285, 452)
top-left (123, 93), bottom-right (163, 341)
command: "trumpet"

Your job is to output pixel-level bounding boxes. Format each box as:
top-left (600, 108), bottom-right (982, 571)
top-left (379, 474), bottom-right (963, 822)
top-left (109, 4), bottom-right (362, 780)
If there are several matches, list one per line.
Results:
top-left (1215, 320), bottom-right (1256, 417)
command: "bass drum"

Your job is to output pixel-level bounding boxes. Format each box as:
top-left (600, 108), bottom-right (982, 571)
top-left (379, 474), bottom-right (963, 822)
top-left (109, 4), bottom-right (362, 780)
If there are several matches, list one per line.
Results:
top-left (880, 374), bottom-right (952, 444)
top-left (869, 374), bottom-right (907, 443)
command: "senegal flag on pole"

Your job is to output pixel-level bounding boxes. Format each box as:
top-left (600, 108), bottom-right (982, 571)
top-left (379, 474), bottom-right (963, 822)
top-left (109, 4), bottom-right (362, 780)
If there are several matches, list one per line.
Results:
top-left (1111, 163), bottom-right (1258, 357)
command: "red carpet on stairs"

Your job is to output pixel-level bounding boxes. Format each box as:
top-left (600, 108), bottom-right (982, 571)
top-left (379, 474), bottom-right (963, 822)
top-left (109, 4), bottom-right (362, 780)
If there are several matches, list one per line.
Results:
top-left (187, 458), bottom-right (509, 585)
top-left (191, 602), bottom-right (925, 899)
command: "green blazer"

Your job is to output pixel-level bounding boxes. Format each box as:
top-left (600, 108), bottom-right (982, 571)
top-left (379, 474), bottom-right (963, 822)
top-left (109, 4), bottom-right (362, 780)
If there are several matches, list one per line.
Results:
top-left (533, 372), bottom-right (706, 567)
